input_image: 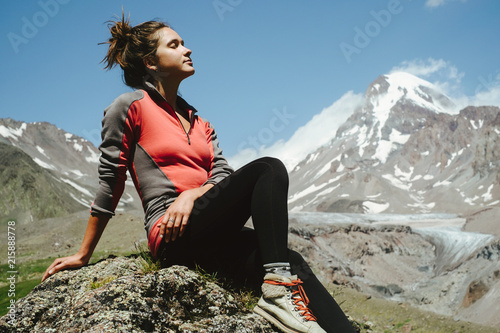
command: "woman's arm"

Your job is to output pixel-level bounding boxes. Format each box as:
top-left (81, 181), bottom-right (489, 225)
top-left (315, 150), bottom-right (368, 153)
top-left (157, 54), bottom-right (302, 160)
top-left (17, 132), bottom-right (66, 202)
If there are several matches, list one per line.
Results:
top-left (42, 214), bottom-right (110, 282)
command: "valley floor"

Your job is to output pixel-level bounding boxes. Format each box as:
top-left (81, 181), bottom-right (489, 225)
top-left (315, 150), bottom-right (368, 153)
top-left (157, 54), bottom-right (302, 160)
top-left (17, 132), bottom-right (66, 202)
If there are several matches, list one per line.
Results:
top-left (333, 284), bottom-right (500, 333)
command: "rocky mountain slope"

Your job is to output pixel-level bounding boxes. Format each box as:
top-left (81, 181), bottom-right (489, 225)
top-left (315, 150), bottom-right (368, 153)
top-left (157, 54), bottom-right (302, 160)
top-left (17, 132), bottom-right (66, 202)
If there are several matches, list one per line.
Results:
top-left (0, 118), bottom-right (141, 222)
top-left (288, 72), bottom-right (500, 219)
top-left (0, 143), bottom-right (83, 221)
top-left (287, 213), bottom-right (500, 327)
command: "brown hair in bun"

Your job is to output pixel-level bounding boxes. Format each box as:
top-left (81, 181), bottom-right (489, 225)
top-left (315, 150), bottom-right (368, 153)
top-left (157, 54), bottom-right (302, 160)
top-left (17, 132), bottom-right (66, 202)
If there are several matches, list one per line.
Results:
top-left (101, 12), bottom-right (169, 88)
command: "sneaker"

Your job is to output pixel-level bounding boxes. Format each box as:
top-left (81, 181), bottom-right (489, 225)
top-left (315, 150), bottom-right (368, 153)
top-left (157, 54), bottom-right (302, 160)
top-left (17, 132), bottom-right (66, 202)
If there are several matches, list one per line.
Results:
top-left (253, 273), bottom-right (326, 333)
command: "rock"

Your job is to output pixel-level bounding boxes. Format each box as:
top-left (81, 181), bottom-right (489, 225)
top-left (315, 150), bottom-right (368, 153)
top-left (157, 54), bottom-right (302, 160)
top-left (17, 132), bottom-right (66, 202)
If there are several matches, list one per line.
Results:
top-left (0, 256), bottom-right (278, 332)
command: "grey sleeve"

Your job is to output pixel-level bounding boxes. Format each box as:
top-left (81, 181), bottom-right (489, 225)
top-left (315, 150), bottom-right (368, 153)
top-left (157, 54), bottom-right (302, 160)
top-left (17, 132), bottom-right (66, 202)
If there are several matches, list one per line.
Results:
top-left (204, 123), bottom-right (233, 185)
top-left (90, 91), bottom-right (143, 216)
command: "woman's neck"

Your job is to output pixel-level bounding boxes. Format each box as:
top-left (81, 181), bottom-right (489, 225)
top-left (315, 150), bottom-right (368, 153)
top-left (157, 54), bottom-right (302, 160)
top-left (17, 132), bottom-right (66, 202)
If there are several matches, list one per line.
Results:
top-left (155, 79), bottom-right (180, 111)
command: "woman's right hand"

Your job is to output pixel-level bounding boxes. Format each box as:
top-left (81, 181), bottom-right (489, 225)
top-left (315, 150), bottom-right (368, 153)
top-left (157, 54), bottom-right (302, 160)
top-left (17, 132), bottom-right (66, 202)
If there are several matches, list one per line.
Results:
top-left (41, 214), bottom-right (111, 282)
top-left (42, 253), bottom-right (88, 282)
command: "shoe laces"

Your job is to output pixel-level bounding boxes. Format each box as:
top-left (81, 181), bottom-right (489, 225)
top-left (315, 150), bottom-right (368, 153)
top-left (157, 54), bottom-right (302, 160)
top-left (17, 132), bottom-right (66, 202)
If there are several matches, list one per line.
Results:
top-left (264, 278), bottom-right (318, 322)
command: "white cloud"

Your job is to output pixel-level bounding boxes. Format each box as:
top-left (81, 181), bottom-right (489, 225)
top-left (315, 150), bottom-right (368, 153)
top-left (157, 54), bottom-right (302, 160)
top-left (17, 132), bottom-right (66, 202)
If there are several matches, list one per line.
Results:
top-left (458, 86), bottom-right (500, 109)
top-left (390, 58), bottom-right (500, 111)
top-left (227, 91), bottom-right (365, 170)
top-left (389, 58), bottom-right (464, 90)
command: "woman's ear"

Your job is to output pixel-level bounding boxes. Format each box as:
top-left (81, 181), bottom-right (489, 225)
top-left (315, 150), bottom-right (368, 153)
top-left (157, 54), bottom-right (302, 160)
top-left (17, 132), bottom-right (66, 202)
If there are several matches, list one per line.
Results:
top-left (143, 56), bottom-right (157, 72)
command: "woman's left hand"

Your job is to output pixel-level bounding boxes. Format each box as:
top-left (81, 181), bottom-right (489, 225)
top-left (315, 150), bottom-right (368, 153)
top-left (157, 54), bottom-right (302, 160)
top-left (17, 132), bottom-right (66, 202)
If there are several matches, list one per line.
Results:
top-left (158, 184), bottom-right (213, 243)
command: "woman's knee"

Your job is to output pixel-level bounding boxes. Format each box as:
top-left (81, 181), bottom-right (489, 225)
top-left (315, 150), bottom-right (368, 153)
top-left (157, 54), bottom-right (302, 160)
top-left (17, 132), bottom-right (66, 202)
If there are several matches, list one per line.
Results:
top-left (255, 157), bottom-right (289, 186)
top-left (257, 156), bottom-right (287, 172)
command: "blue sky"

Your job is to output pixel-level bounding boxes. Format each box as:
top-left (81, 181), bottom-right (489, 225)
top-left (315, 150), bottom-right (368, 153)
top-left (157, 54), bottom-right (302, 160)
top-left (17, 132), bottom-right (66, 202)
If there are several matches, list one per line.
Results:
top-left (1, 0), bottom-right (499, 166)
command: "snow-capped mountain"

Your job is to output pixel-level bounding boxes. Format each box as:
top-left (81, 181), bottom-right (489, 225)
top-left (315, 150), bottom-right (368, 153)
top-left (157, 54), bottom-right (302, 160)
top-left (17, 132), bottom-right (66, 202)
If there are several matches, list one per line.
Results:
top-left (288, 72), bottom-right (500, 215)
top-left (0, 118), bottom-right (140, 219)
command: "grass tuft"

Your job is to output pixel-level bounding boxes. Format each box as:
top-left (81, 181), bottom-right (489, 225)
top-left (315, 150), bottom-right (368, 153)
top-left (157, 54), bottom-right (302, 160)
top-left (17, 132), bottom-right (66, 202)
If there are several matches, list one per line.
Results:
top-left (88, 275), bottom-right (117, 290)
top-left (134, 242), bottom-right (161, 274)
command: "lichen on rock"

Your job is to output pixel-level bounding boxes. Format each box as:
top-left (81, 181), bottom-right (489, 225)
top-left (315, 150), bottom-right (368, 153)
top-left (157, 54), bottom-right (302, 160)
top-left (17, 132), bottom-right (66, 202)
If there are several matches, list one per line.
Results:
top-left (0, 255), bottom-right (278, 332)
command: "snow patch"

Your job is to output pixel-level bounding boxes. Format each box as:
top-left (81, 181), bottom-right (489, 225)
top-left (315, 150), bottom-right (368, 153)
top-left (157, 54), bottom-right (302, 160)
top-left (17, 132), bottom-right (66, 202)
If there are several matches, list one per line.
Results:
top-left (288, 182), bottom-right (328, 203)
top-left (306, 152), bottom-right (320, 164)
top-left (36, 146), bottom-right (48, 157)
top-left (0, 123), bottom-right (26, 141)
top-left (313, 184), bottom-right (340, 201)
top-left (69, 193), bottom-right (91, 207)
top-left (313, 162), bottom-right (331, 180)
top-left (382, 174), bottom-right (412, 191)
top-left (85, 146), bottom-right (100, 164)
top-left (69, 170), bottom-right (85, 177)
top-left (364, 201), bottom-right (389, 214)
top-left (32, 157), bottom-right (57, 170)
top-left (481, 184), bottom-right (494, 202)
top-left (61, 178), bottom-right (93, 197)
top-left (433, 176), bottom-right (452, 187)
top-left (73, 142), bottom-right (83, 152)
top-left (390, 128), bottom-right (410, 145)
top-left (394, 165), bottom-right (413, 182)
top-left (373, 129), bottom-right (410, 164)
top-left (411, 174), bottom-right (423, 181)
top-left (288, 177), bottom-right (340, 204)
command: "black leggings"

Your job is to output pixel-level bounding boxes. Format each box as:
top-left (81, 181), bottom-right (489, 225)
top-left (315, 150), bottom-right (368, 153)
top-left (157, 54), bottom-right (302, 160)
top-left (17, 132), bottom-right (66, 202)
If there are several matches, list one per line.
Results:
top-left (157, 157), bottom-right (355, 333)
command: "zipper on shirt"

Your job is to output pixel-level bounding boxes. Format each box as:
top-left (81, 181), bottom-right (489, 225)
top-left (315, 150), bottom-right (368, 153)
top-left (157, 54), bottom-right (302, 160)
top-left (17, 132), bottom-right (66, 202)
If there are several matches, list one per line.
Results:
top-left (173, 111), bottom-right (192, 145)
top-left (147, 85), bottom-right (194, 145)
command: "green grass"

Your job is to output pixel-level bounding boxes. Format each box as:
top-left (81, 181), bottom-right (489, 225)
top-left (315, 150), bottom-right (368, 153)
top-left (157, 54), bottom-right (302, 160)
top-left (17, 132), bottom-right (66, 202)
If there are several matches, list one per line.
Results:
top-left (134, 242), bottom-right (161, 274)
top-left (193, 264), bottom-right (260, 312)
top-left (0, 257), bottom-right (57, 317)
top-left (0, 278), bottom-right (40, 317)
top-left (88, 275), bottom-right (118, 290)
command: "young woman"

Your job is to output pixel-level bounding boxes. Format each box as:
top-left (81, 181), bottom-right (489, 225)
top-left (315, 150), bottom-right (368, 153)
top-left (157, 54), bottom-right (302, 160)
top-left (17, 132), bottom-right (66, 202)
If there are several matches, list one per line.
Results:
top-left (42, 15), bottom-right (355, 333)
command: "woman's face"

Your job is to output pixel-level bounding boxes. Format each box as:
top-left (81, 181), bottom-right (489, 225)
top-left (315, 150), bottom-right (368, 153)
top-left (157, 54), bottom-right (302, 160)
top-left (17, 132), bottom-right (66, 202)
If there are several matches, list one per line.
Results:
top-left (152, 27), bottom-right (195, 80)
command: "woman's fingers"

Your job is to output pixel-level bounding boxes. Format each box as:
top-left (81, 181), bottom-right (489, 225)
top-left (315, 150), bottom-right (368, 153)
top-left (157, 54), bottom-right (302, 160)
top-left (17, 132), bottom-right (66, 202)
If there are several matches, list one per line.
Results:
top-left (42, 259), bottom-right (62, 281)
top-left (158, 211), bottom-right (190, 243)
top-left (171, 217), bottom-right (183, 242)
top-left (160, 214), bottom-right (176, 243)
top-left (42, 255), bottom-right (85, 282)
top-left (179, 215), bottom-right (189, 238)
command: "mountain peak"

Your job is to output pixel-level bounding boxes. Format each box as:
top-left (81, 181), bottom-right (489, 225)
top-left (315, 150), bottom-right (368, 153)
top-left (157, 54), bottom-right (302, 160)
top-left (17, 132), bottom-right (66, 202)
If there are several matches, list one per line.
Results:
top-left (367, 72), bottom-right (456, 115)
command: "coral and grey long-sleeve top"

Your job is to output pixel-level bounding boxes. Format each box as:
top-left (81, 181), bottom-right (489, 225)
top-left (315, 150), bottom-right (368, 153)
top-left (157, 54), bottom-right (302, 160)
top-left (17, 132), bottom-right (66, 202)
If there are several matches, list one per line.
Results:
top-left (90, 80), bottom-right (233, 237)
